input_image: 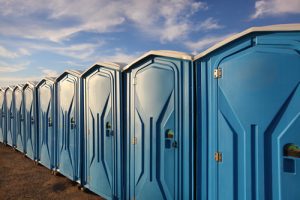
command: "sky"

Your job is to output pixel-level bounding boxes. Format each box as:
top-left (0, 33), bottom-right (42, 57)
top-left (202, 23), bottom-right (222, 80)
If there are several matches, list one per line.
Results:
top-left (0, 0), bottom-right (299, 86)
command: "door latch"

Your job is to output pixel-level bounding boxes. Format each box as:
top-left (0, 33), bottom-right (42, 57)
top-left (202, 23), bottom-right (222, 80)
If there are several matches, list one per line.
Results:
top-left (70, 117), bottom-right (76, 129)
top-left (215, 152), bottom-right (222, 162)
top-left (132, 137), bottom-right (137, 145)
top-left (172, 141), bottom-right (178, 148)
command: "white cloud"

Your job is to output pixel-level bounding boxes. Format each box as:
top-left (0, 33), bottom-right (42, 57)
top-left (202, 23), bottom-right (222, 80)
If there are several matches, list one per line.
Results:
top-left (15, 41), bottom-right (104, 61)
top-left (0, 61), bottom-right (28, 72)
top-left (196, 17), bottom-right (223, 31)
top-left (0, 75), bottom-right (42, 86)
top-left (185, 33), bottom-right (235, 54)
top-left (0, 65), bottom-right (59, 86)
top-left (0, 0), bottom-right (208, 43)
top-left (0, 45), bottom-right (31, 58)
top-left (0, 46), bottom-right (18, 58)
top-left (62, 61), bottom-right (85, 68)
top-left (38, 67), bottom-right (59, 77)
top-left (94, 50), bottom-right (140, 64)
top-left (51, 43), bottom-right (101, 60)
top-left (124, 0), bottom-right (208, 42)
top-left (251, 0), bottom-right (300, 19)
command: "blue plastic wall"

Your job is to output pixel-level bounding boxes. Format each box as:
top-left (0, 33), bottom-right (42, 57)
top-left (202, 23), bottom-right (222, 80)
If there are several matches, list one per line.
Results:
top-left (37, 79), bottom-right (56, 169)
top-left (195, 31), bottom-right (300, 200)
top-left (14, 86), bottom-right (26, 153)
top-left (0, 89), bottom-right (6, 143)
top-left (81, 64), bottom-right (123, 200)
top-left (124, 56), bottom-right (194, 200)
top-left (6, 87), bottom-right (14, 147)
top-left (55, 72), bottom-right (82, 182)
top-left (24, 84), bottom-right (38, 160)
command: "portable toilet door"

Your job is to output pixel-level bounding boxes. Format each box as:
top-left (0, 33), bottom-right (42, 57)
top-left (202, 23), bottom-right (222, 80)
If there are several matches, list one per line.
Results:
top-left (81, 63), bottom-right (123, 200)
top-left (14, 84), bottom-right (26, 153)
top-left (194, 24), bottom-right (300, 200)
top-left (5, 86), bottom-right (14, 147)
top-left (123, 51), bottom-right (194, 200)
top-left (23, 82), bottom-right (38, 160)
top-left (37, 77), bottom-right (56, 169)
top-left (0, 88), bottom-right (6, 143)
top-left (55, 70), bottom-right (83, 182)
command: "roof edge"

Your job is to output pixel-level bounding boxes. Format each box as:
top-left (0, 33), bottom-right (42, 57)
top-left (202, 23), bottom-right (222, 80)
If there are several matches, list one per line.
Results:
top-left (123, 50), bottom-right (193, 71)
top-left (37, 77), bottom-right (56, 87)
top-left (55, 69), bottom-right (83, 82)
top-left (81, 62), bottom-right (125, 77)
top-left (23, 81), bottom-right (38, 89)
top-left (194, 23), bottom-right (300, 60)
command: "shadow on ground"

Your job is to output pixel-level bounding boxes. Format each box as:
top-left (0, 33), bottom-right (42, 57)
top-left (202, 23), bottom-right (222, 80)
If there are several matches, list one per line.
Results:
top-left (0, 143), bottom-right (104, 200)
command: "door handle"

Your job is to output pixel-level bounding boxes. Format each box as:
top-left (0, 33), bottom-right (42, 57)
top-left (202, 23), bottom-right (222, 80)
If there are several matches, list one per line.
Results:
top-left (20, 114), bottom-right (24, 121)
top-left (48, 117), bottom-right (53, 127)
top-left (106, 122), bottom-right (113, 136)
top-left (70, 117), bottom-right (76, 129)
top-left (165, 129), bottom-right (177, 149)
top-left (31, 117), bottom-right (34, 124)
top-left (285, 144), bottom-right (300, 158)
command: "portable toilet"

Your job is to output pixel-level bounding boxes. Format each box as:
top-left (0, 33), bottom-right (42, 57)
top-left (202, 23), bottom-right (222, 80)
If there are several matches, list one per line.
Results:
top-left (23, 82), bottom-right (38, 160)
top-left (123, 50), bottom-right (194, 200)
top-left (0, 87), bottom-right (6, 143)
top-left (37, 77), bottom-right (56, 169)
top-left (14, 84), bottom-right (26, 153)
top-left (55, 69), bottom-right (83, 182)
top-left (81, 63), bottom-right (124, 200)
top-left (5, 86), bottom-right (15, 147)
top-left (194, 24), bottom-right (300, 200)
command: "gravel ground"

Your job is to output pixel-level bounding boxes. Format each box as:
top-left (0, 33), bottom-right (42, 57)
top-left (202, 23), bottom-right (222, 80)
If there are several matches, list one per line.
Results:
top-left (0, 143), bottom-right (104, 200)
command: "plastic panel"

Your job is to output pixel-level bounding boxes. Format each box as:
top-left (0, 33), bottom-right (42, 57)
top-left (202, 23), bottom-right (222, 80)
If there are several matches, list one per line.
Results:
top-left (125, 56), bottom-right (194, 200)
top-left (6, 89), bottom-right (14, 147)
top-left (24, 85), bottom-right (37, 160)
top-left (0, 90), bottom-right (6, 143)
top-left (15, 87), bottom-right (25, 152)
top-left (56, 74), bottom-right (80, 182)
top-left (82, 65), bottom-right (123, 200)
top-left (37, 81), bottom-right (55, 169)
top-left (195, 32), bottom-right (300, 200)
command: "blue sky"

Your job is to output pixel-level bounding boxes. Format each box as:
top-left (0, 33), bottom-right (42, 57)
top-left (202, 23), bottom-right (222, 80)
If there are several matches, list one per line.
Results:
top-left (0, 0), bottom-right (299, 86)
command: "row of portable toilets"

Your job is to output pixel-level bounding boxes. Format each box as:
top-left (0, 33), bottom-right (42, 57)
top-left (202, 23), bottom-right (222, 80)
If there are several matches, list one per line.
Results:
top-left (0, 24), bottom-right (300, 200)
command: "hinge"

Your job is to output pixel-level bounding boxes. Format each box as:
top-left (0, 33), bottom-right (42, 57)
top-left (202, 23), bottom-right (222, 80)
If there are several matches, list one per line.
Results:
top-left (214, 152), bottom-right (222, 162)
top-left (213, 68), bottom-right (222, 79)
top-left (133, 77), bottom-right (137, 85)
top-left (132, 137), bottom-right (137, 145)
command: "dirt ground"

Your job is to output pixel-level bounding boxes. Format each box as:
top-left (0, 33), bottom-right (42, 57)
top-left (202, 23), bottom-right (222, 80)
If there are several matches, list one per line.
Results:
top-left (0, 143), bottom-right (104, 200)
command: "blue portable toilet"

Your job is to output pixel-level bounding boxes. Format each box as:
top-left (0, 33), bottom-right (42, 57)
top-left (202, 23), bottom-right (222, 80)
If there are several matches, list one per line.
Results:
top-left (23, 82), bottom-right (38, 160)
top-left (81, 63), bottom-right (124, 200)
top-left (123, 50), bottom-right (194, 200)
top-left (55, 69), bottom-right (83, 182)
top-left (194, 24), bottom-right (300, 200)
top-left (5, 86), bottom-right (15, 147)
top-left (0, 87), bottom-right (6, 143)
top-left (14, 84), bottom-right (26, 152)
top-left (37, 77), bottom-right (56, 169)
